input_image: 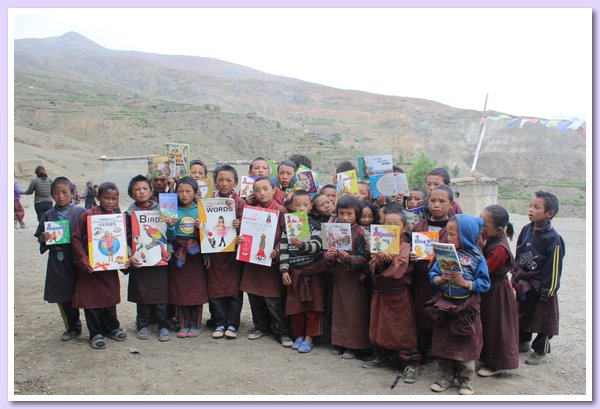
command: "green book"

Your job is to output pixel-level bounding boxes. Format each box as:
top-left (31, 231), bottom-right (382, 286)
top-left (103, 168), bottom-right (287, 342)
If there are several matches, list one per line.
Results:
top-left (44, 220), bottom-right (71, 245)
top-left (284, 211), bottom-right (310, 242)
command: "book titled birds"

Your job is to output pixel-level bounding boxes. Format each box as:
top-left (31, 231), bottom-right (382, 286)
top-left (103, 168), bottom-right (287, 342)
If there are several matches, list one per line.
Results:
top-left (198, 198), bottom-right (237, 253)
top-left (131, 210), bottom-right (169, 267)
top-left (236, 205), bottom-right (280, 267)
top-left (370, 224), bottom-right (401, 254)
top-left (159, 193), bottom-right (178, 222)
top-left (44, 220), bottom-right (70, 245)
top-left (87, 214), bottom-right (128, 271)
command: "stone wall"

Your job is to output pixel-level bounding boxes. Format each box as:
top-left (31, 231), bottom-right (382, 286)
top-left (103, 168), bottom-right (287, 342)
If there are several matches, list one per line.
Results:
top-left (450, 176), bottom-right (498, 216)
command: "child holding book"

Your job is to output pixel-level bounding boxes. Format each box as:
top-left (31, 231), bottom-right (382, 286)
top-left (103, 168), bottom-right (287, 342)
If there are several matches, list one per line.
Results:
top-left (239, 176), bottom-right (293, 347)
top-left (325, 195), bottom-right (370, 360)
top-left (512, 191), bottom-right (565, 365)
top-left (71, 182), bottom-right (127, 349)
top-left (124, 175), bottom-right (171, 342)
top-left (35, 177), bottom-right (86, 341)
top-left (427, 214), bottom-right (490, 395)
top-left (166, 176), bottom-right (209, 338)
top-left (477, 205), bottom-right (519, 376)
top-left (280, 190), bottom-right (327, 353)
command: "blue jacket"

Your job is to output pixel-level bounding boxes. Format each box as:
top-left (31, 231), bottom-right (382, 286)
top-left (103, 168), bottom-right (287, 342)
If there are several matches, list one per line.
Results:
top-left (429, 214), bottom-right (490, 299)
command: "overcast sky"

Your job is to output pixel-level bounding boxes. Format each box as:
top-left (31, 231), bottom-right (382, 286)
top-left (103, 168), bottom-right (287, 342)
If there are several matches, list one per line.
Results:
top-left (10, 8), bottom-right (592, 120)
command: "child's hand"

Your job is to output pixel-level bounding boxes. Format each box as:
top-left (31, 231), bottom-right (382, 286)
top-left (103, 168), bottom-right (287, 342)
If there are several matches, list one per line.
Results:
top-left (204, 257), bottom-right (211, 269)
top-left (282, 272), bottom-right (292, 286)
top-left (451, 272), bottom-right (470, 289)
top-left (194, 219), bottom-right (201, 229)
top-left (393, 193), bottom-right (404, 204)
top-left (381, 253), bottom-right (395, 263)
top-left (232, 219), bottom-right (240, 229)
top-left (375, 195), bottom-right (387, 206)
top-left (123, 259), bottom-right (131, 269)
top-left (477, 234), bottom-right (486, 250)
top-left (324, 249), bottom-right (337, 263)
top-left (85, 263), bottom-right (94, 274)
top-left (270, 248), bottom-right (279, 260)
top-left (289, 237), bottom-right (304, 249)
top-left (40, 232), bottom-right (51, 243)
top-left (164, 218), bottom-right (175, 228)
top-left (337, 250), bottom-right (351, 263)
top-left (236, 235), bottom-right (244, 244)
top-left (409, 251), bottom-right (419, 262)
top-left (437, 270), bottom-right (452, 284)
top-left (129, 255), bottom-right (143, 269)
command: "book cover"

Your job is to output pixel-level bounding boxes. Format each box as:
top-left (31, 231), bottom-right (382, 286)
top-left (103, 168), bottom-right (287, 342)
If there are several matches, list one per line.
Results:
top-left (412, 231), bottom-right (440, 260)
top-left (432, 242), bottom-right (464, 274)
top-left (163, 143), bottom-right (190, 178)
top-left (322, 223), bottom-right (352, 251)
top-left (404, 206), bottom-right (424, 230)
top-left (293, 170), bottom-right (318, 193)
top-left (284, 211), bottom-right (310, 241)
top-left (357, 154), bottom-right (394, 180)
top-left (267, 159), bottom-right (278, 178)
top-left (131, 210), bottom-right (168, 267)
top-left (44, 220), bottom-right (70, 245)
top-left (197, 178), bottom-right (214, 199)
top-left (87, 213), bottom-right (128, 271)
top-left (369, 173), bottom-right (410, 198)
top-left (148, 155), bottom-right (175, 179)
top-left (239, 175), bottom-right (256, 198)
top-left (336, 170), bottom-right (359, 197)
top-left (236, 205), bottom-right (280, 267)
top-left (159, 193), bottom-right (178, 222)
top-left (198, 198), bottom-right (237, 253)
top-left (370, 224), bottom-right (401, 254)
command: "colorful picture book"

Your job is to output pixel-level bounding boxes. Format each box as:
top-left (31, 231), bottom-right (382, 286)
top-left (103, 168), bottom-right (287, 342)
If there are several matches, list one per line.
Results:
top-left (357, 154), bottom-right (394, 180)
top-left (44, 220), bottom-right (70, 245)
top-left (159, 193), bottom-right (178, 222)
top-left (239, 175), bottom-right (256, 198)
top-left (87, 213), bottom-right (128, 271)
top-left (267, 159), bottom-right (277, 178)
top-left (412, 231), bottom-right (440, 260)
top-left (284, 211), bottom-right (310, 241)
top-left (130, 210), bottom-right (168, 267)
top-left (148, 155), bottom-right (175, 179)
top-left (404, 206), bottom-right (424, 230)
top-left (293, 170), bottom-right (318, 193)
top-left (370, 224), bottom-right (401, 254)
top-left (197, 178), bottom-right (214, 199)
top-left (432, 242), bottom-right (464, 274)
top-left (336, 170), bottom-right (359, 197)
top-left (322, 223), bottom-right (352, 251)
top-left (163, 143), bottom-right (190, 178)
top-left (369, 173), bottom-right (410, 198)
top-left (236, 205), bottom-right (280, 267)
top-left (198, 198), bottom-right (238, 253)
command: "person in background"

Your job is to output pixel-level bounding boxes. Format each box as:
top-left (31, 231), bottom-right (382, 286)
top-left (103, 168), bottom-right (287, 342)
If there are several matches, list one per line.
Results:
top-left (14, 180), bottom-right (27, 229)
top-left (84, 181), bottom-right (97, 209)
top-left (24, 165), bottom-right (53, 222)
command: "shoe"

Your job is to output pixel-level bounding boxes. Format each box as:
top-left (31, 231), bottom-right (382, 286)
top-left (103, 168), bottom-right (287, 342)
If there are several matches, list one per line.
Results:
top-left (20, 222), bottom-right (26, 229)
top-left (225, 326), bottom-right (238, 339)
top-left (90, 334), bottom-right (106, 349)
top-left (342, 350), bottom-right (356, 360)
top-left (298, 341), bottom-right (314, 353)
top-left (212, 325), bottom-right (226, 338)
top-left (108, 328), bottom-right (127, 341)
top-left (525, 351), bottom-right (547, 365)
top-left (137, 327), bottom-right (150, 340)
top-left (330, 346), bottom-right (344, 355)
top-left (477, 366), bottom-right (501, 377)
top-left (519, 341), bottom-right (532, 352)
top-left (362, 355), bottom-right (390, 369)
top-left (431, 378), bottom-right (453, 392)
top-left (458, 381), bottom-right (475, 395)
top-left (248, 329), bottom-right (271, 340)
top-left (158, 328), bottom-right (170, 342)
top-left (61, 329), bottom-right (80, 341)
top-left (402, 366), bottom-right (419, 383)
top-left (291, 337), bottom-right (304, 350)
top-left (187, 327), bottom-right (200, 338)
top-left (279, 335), bottom-right (294, 347)
top-left (177, 328), bottom-right (189, 338)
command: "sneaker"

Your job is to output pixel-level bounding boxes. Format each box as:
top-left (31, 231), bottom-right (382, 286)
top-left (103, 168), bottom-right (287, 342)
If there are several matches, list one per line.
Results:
top-left (525, 351), bottom-right (547, 365)
top-left (458, 381), bottom-right (475, 395)
top-left (225, 326), bottom-right (238, 339)
top-left (291, 337), bottom-right (304, 350)
top-left (431, 378), bottom-right (453, 392)
top-left (212, 325), bottom-right (226, 338)
top-left (248, 329), bottom-right (271, 340)
top-left (61, 329), bottom-right (80, 341)
top-left (137, 326), bottom-right (150, 340)
top-left (402, 366), bottom-right (419, 383)
top-left (279, 335), bottom-right (294, 347)
top-left (187, 327), bottom-right (201, 338)
top-left (477, 366), bottom-right (501, 377)
top-left (362, 355), bottom-right (390, 369)
top-left (519, 341), bottom-right (532, 352)
top-left (158, 328), bottom-right (170, 342)
top-left (177, 327), bottom-right (189, 338)
top-left (342, 350), bottom-right (356, 360)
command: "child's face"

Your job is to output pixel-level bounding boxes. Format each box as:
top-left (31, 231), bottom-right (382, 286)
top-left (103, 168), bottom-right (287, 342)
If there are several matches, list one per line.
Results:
top-left (359, 206), bottom-right (374, 227)
top-left (254, 179), bottom-right (275, 205)
top-left (446, 220), bottom-right (460, 250)
top-left (384, 213), bottom-right (405, 231)
top-left (177, 183), bottom-right (196, 207)
top-left (151, 177), bottom-right (167, 193)
top-left (314, 196), bottom-right (334, 215)
top-left (426, 175), bottom-right (445, 193)
top-left (407, 191), bottom-right (424, 209)
top-left (322, 188), bottom-right (337, 205)
top-left (215, 171), bottom-right (237, 196)
top-left (51, 183), bottom-right (74, 209)
top-left (528, 196), bottom-right (552, 224)
top-left (428, 189), bottom-right (452, 221)
top-left (277, 165), bottom-right (295, 189)
top-left (190, 164), bottom-right (206, 181)
top-left (479, 211), bottom-right (501, 240)
top-left (99, 189), bottom-right (119, 212)
top-left (356, 184), bottom-right (371, 201)
top-left (337, 207), bottom-right (357, 225)
top-left (250, 160), bottom-right (269, 177)
top-left (290, 195), bottom-right (312, 213)
top-left (131, 181), bottom-right (151, 204)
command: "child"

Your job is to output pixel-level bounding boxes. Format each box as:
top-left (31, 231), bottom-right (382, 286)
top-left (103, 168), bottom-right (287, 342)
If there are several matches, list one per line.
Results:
top-left (356, 181), bottom-right (373, 202)
top-left (149, 175), bottom-right (168, 203)
top-left (239, 176), bottom-right (293, 347)
top-left (407, 188), bottom-right (426, 211)
top-left (280, 190), bottom-right (327, 353)
top-left (35, 177), bottom-right (86, 341)
top-left (512, 191), bottom-right (565, 365)
top-left (358, 200), bottom-right (379, 230)
top-left (477, 205), bottom-right (519, 376)
top-left (14, 180), bottom-right (27, 229)
top-left (189, 159), bottom-right (208, 181)
top-left (166, 176), bottom-right (209, 338)
top-left (425, 168), bottom-right (462, 215)
top-left (71, 182), bottom-right (127, 349)
top-left (274, 160), bottom-right (297, 195)
top-left (427, 214), bottom-right (490, 395)
top-left (410, 184), bottom-right (453, 363)
top-left (311, 193), bottom-right (337, 223)
top-left (325, 195), bottom-right (370, 359)
top-left (207, 164), bottom-right (245, 339)
top-left (364, 203), bottom-right (420, 384)
top-left (124, 175), bottom-right (170, 342)
top-left (248, 157), bottom-right (286, 205)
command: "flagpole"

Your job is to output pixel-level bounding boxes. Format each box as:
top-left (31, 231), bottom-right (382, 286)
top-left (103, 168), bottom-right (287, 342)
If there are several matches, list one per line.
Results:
top-left (470, 93), bottom-right (489, 173)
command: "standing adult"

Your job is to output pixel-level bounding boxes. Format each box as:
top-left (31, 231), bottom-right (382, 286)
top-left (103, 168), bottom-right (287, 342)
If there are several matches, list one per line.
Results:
top-left (84, 182), bottom-right (97, 209)
top-left (14, 180), bottom-right (26, 229)
top-left (23, 165), bottom-right (53, 222)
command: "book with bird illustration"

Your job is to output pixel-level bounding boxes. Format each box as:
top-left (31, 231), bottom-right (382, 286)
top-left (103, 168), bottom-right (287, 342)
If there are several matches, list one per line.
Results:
top-left (130, 210), bottom-right (169, 267)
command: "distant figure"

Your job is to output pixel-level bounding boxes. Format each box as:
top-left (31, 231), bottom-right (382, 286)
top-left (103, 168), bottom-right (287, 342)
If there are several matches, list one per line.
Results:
top-left (14, 180), bottom-right (26, 229)
top-left (24, 165), bottom-right (53, 222)
top-left (84, 182), bottom-right (97, 209)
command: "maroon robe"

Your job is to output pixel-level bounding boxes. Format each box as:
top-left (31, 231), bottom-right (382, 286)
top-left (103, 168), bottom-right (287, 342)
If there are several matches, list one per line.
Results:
top-left (284, 258), bottom-right (327, 316)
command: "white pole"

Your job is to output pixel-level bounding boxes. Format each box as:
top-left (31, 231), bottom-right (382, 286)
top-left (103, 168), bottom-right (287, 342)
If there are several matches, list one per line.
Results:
top-left (470, 93), bottom-right (489, 173)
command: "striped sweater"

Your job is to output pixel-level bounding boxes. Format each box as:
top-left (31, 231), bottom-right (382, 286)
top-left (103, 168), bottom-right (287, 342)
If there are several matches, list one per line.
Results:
top-left (24, 177), bottom-right (53, 204)
top-left (279, 217), bottom-right (323, 273)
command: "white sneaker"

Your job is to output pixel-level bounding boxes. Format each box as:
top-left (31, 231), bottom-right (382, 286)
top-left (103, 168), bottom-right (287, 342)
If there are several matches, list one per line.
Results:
top-left (212, 325), bottom-right (225, 338)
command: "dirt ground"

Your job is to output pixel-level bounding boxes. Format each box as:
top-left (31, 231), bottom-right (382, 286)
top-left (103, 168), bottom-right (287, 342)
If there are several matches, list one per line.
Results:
top-left (11, 196), bottom-right (589, 398)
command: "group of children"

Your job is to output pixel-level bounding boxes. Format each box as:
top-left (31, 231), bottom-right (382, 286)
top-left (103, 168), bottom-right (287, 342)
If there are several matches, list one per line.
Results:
top-left (33, 154), bottom-right (565, 395)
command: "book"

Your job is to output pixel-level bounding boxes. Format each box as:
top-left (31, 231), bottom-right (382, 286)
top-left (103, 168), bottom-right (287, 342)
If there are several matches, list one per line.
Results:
top-left (412, 231), bottom-right (440, 260)
top-left (130, 210), bottom-right (168, 267)
top-left (198, 198), bottom-right (238, 253)
top-left (163, 143), bottom-right (190, 178)
top-left (370, 224), bottom-right (401, 254)
top-left (336, 170), bottom-right (359, 197)
top-left (369, 173), bottom-right (410, 199)
top-left (357, 154), bottom-right (394, 180)
top-left (236, 205), bottom-right (280, 267)
top-left (322, 223), bottom-right (352, 251)
top-left (432, 242), bottom-right (464, 274)
top-left (293, 170), bottom-right (318, 193)
top-left (159, 193), bottom-right (178, 222)
top-left (404, 206), bottom-right (424, 230)
top-left (197, 177), bottom-right (214, 199)
top-left (267, 159), bottom-right (278, 178)
top-left (239, 175), bottom-right (256, 198)
top-left (87, 213), bottom-right (128, 271)
top-left (44, 220), bottom-right (70, 245)
top-left (284, 211), bottom-right (310, 241)
top-left (147, 155), bottom-right (175, 179)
